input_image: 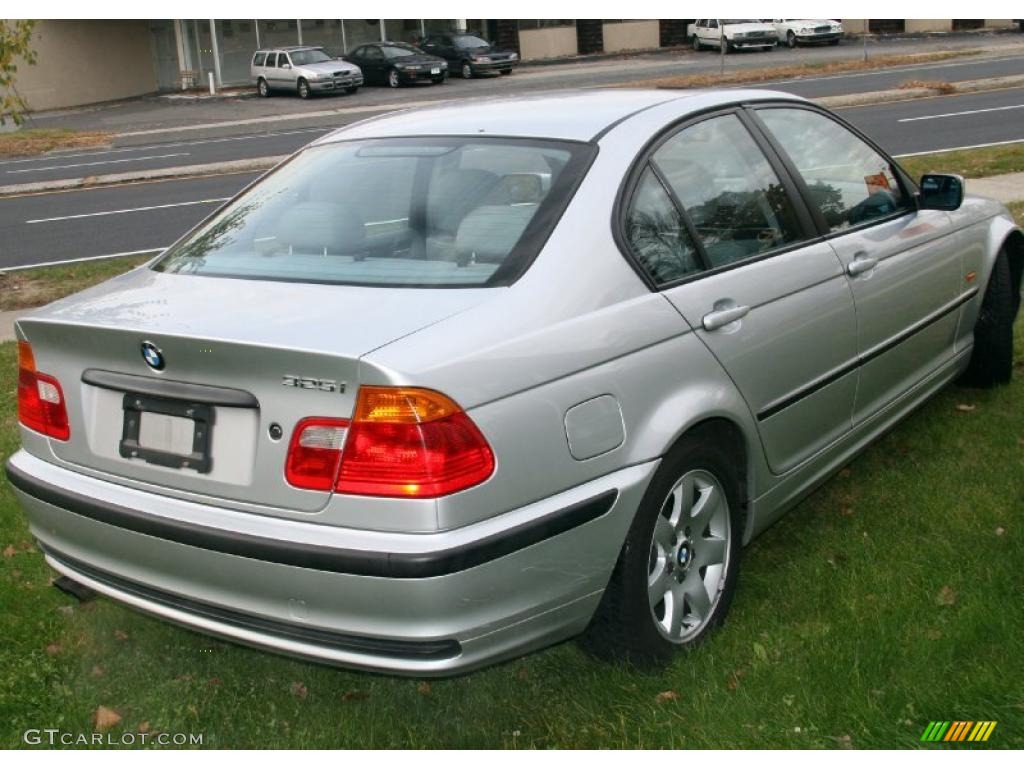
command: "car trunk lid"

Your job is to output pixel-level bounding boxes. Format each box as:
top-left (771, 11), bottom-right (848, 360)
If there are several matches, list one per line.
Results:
top-left (19, 268), bottom-right (487, 514)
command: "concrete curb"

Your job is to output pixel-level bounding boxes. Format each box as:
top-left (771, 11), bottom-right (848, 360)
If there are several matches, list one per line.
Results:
top-left (816, 73), bottom-right (1024, 109)
top-left (0, 156), bottom-right (287, 198)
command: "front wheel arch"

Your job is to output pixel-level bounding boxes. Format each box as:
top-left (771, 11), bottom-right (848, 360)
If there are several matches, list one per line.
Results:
top-left (1001, 229), bottom-right (1024, 319)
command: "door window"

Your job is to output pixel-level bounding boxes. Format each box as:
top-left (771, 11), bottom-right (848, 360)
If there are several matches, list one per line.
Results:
top-left (253, 52), bottom-right (266, 67)
top-left (265, 53), bottom-right (278, 68)
top-left (624, 167), bottom-right (702, 286)
top-left (652, 114), bottom-right (803, 268)
top-left (757, 107), bottom-right (909, 233)
top-left (278, 53), bottom-right (291, 68)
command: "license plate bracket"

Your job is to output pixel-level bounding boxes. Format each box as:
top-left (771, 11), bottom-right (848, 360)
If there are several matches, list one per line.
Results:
top-left (119, 393), bottom-right (214, 474)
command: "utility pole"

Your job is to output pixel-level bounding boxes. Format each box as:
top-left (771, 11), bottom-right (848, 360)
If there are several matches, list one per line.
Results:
top-left (863, 19), bottom-right (869, 62)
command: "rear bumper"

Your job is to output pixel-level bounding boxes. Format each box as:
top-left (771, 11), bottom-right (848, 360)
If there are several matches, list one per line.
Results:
top-left (6, 449), bottom-right (654, 675)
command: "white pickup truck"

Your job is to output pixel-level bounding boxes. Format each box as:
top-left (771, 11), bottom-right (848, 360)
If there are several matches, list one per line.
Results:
top-left (687, 19), bottom-right (779, 52)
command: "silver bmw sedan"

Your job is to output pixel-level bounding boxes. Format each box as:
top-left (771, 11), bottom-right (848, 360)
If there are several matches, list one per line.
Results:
top-left (7, 89), bottom-right (1021, 675)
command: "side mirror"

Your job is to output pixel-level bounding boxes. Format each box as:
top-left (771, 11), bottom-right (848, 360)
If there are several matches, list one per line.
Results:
top-left (918, 173), bottom-right (964, 211)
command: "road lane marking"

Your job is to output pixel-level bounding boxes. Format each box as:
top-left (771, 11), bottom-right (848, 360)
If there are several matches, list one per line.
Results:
top-left (0, 128), bottom-right (326, 166)
top-left (25, 198), bottom-right (230, 223)
top-left (894, 137), bottom-right (1024, 157)
top-left (0, 248), bottom-right (167, 273)
top-left (5, 152), bottom-right (190, 173)
top-left (898, 103), bottom-right (1024, 122)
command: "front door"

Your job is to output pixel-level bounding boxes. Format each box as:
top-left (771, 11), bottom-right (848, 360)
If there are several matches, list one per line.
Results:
top-left (622, 111), bottom-right (859, 474)
top-left (753, 106), bottom-right (965, 424)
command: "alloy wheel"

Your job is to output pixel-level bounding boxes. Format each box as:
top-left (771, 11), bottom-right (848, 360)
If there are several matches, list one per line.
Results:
top-left (462, 62), bottom-right (473, 79)
top-left (647, 468), bottom-right (731, 642)
top-left (388, 69), bottom-right (400, 88)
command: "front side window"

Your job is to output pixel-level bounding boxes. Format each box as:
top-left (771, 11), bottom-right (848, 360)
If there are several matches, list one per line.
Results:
top-left (154, 138), bottom-right (593, 288)
top-left (757, 107), bottom-right (908, 233)
top-left (253, 52), bottom-right (266, 67)
top-left (624, 167), bottom-right (701, 286)
top-left (652, 114), bottom-right (803, 268)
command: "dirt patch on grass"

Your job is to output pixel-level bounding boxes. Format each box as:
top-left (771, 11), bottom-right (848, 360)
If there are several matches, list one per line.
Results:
top-left (0, 255), bottom-right (152, 311)
top-left (0, 128), bottom-right (112, 158)
top-left (619, 49), bottom-right (980, 90)
top-left (898, 79), bottom-right (956, 94)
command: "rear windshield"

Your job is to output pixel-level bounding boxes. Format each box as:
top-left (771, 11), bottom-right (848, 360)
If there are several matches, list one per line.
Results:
top-left (153, 137), bottom-right (593, 287)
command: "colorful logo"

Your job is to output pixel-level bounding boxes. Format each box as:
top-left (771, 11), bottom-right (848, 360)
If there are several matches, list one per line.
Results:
top-left (921, 721), bottom-right (997, 743)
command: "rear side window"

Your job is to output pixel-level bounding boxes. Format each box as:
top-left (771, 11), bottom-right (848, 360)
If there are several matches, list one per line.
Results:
top-left (652, 113), bottom-right (803, 268)
top-left (154, 138), bottom-right (594, 288)
top-left (757, 107), bottom-right (908, 232)
top-left (624, 167), bottom-right (701, 286)
top-left (265, 53), bottom-right (278, 68)
top-left (253, 52), bottom-right (266, 67)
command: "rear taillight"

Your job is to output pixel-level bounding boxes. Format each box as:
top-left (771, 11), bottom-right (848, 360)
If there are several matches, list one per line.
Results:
top-left (284, 386), bottom-right (494, 498)
top-left (16, 340), bottom-right (70, 441)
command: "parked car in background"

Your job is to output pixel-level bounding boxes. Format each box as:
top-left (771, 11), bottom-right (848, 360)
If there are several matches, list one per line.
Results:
top-left (251, 46), bottom-right (363, 99)
top-left (344, 42), bottom-right (447, 88)
top-left (7, 90), bottom-right (1021, 676)
top-left (772, 19), bottom-right (843, 47)
top-left (421, 31), bottom-right (518, 78)
top-left (688, 19), bottom-right (778, 52)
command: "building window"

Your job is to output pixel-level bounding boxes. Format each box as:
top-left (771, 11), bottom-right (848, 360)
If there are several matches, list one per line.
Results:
top-left (518, 20), bottom-right (575, 30)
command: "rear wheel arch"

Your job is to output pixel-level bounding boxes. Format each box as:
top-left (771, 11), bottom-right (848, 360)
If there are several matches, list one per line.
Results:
top-left (663, 417), bottom-right (750, 521)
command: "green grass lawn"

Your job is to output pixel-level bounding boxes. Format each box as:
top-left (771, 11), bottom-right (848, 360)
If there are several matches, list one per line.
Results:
top-left (2, 158), bottom-right (1023, 749)
top-left (899, 141), bottom-right (1024, 180)
top-left (1, 255), bottom-right (154, 312)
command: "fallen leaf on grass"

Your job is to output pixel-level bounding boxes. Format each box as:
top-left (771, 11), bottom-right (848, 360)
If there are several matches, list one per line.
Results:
top-left (137, 721), bottom-right (151, 734)
top-left (45, 642), bottom-right (61, 656)
top-left (655, 690), bottom-right (679, 702)
top-left (289, 682), bottom-right (308, 699)
top-left (92, 706), bottom-right (122, 732)
top-left (839, 506), bottom-right (855, 517)
top-left (208, 677), bottom-right (222, 688)
top-left (91, 666), bottom-right (106, 678)
top-left (57, 605), bottom-right (74, 617)
top-left (936, 585), bottom-right (957, 606)
top-left (954, 403), bottom-right (976, 413)
top-left (926, 628), bottom-right (943, 640)
top-left (417, 682), bottom-right (431, 696)
top-left (516, 666), bottom-right (530, 681)
top-left (996, 526), bottom-right (1006, 536)
top-left (113, 629), bottom-right (129, 641)
top-left (753, 641), bottom-right (768, 662)
top-left (837, 734), bottom-right (853, 749)
top-left (342, 690), bottom-right (368, 702)
top-left (838, 468), bottom-right (852, 478)
top-left (2, 545), bottom-right (16, 558)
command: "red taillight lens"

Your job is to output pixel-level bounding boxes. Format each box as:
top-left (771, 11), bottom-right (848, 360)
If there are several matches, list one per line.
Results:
top-left (284, 417), bottom-right (349, 491)
top-left (16, 341), bottom-right (70, 441)
top-left (283, 387), bottom-right (495, 498)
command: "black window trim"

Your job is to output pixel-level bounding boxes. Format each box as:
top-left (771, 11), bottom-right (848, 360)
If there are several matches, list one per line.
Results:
top-left (613, 104), bottom-right (822, 292)
top-left (743, 100), bottom-right (920, 241)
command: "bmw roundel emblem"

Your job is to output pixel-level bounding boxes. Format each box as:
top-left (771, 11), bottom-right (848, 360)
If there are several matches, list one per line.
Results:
top-left (141, 341), bottom-right (165, 371)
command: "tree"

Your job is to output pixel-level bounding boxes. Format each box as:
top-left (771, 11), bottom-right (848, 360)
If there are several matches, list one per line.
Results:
top-left (0, 20), bottom-right (37, 126)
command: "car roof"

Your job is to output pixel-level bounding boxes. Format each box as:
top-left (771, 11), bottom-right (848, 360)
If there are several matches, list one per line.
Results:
top-left (315, 89), bottom-right (807, 144)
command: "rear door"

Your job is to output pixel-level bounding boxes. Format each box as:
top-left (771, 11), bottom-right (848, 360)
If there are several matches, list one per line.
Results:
top-left (621, 110), bottom-right (859, 474)
top-left (751, 105), bottom-right (964, 424)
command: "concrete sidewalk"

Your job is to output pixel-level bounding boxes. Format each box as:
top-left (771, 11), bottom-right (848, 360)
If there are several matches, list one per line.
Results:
top-left (2, 171), bottom-right (1022, 343)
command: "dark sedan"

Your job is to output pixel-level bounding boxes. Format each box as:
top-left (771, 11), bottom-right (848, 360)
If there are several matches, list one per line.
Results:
top-left (344, 42), bottom-right (447, 88)
top-left (421, 32), bottom-right (518, 78)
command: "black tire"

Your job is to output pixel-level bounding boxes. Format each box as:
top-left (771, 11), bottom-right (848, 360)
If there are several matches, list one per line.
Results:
top-left (500, 68), bottom-right (512, 75)
top-left (344, 86), bottom-right (358, 95)
top-left (829, 37), bottom-right (841, 45)
top-left (387, 68), bottom-right (401, 88)
top-left (297, 78), bottom-right (311, 99)
top-left (432, 71), bottom-right (448, 84)
top-left (461, 61), bottom-right (473, 79)
top-left (962, 250), bottom-right (1016, 387)
top-left (257, 78), bottom-right (271, 98)
top-left (692, 35), bottom-right (702, 51)
top-left (580, 435), bottom-right (743, 665)
top-left (787, 30), bottom-right (797, 48)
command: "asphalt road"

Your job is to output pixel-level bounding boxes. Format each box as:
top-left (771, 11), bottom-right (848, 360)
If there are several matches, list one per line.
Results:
top-left (6, 39), bottom-right (1024, 185)
top-left (3, 84), bottom-right (1024, 270)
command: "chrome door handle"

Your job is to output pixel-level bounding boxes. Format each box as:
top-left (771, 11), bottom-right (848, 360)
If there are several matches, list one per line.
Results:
top-left (702, 304), bottom-right (750, 331)
top-left (847, 255), bottom-right (878, 277)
